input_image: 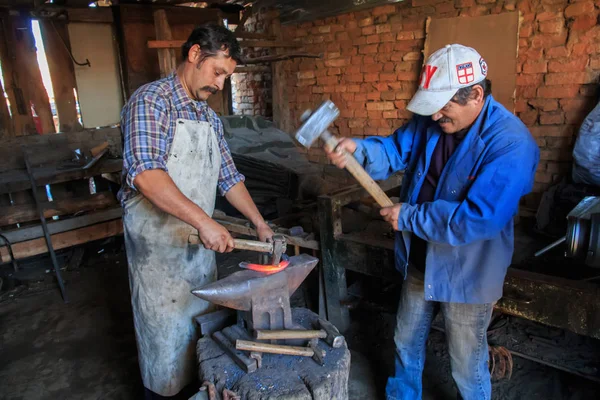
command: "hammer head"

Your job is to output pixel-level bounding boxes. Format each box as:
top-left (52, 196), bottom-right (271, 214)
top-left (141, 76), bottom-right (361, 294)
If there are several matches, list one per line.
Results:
top-left (270, 234), bottom-right (287, 265)
top-left (294, 100), bottom-right (340, 148)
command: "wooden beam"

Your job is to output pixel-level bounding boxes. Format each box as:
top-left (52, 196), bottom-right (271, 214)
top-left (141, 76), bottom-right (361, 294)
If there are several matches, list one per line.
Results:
top-left (153, 9), bottom-right (177, 78)
top-left (0, 207), bottom-right (122, 243)
top-left (0, 14), bottom-right (36, 136)
top-left (11, 14), bottom-right (55, 134)
top-left (0, 191), bottom-right (117, 227)
top-left (271, 12), bottom-right (291, 132)
top-left (244, 53), bottom-right (321, 65)
top-left (0, 219), bottom-right (123, 263)
top-left (66, 7), bottom-right (114, 23)
top-left (147, 39), bottom-right (299, 49)
top-left (0, 66), bottom-right (12, 138)
top-left (0, 158), bottom-right (123, 195)
top-left (39, 20), bottom-right (82, 133)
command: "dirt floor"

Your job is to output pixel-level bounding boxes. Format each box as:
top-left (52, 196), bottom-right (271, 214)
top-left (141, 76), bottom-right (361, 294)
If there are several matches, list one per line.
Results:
top-left (1, 238), bottom-right (599, 399)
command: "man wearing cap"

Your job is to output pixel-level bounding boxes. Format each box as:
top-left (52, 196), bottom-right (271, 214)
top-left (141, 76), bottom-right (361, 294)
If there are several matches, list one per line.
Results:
top-left (326, 44), bottom-right (539, 399)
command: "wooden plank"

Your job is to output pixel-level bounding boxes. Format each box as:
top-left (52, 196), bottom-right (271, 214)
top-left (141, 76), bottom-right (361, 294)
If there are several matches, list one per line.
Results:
top-left (0, 14), bottom-right (35, 136)
top-left (67, 7), bottom-right (114, 23)
top-left (0, 158), bottom-right (123, 195)
top-left (0, 191), bottom-right (117, 226)
top-left (11, 14), bottom-right (55, 134)
top-left (148, 39), bottom-right (299, 49)
top-left (153, 9), bottom-right (177, 78)
top-left (0, 219), bottom-right (123, 263)
top-left (39, 20), bottom-right (82, 133)
top-left (0, 66), bottom-right (12, 138)
top-left (0, 207), bottom-right (121, 243)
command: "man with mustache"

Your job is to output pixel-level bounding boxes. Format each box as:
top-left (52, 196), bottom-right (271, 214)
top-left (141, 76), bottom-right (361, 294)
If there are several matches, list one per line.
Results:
top-left (119, 24), bottom-right (273, 399)
top-left (326, 44), bottom-right (539, 400)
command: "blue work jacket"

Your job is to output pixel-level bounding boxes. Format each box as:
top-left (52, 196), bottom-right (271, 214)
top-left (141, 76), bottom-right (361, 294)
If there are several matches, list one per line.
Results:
top-left (353, 96), bottom-right (540, 304)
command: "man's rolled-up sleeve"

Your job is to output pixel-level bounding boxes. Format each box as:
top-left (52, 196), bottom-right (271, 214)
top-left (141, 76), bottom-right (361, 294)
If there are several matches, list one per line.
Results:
top-left (213, 118), bottom-right (245, 195)
top-left (122, 95), bottom-right (170, 191)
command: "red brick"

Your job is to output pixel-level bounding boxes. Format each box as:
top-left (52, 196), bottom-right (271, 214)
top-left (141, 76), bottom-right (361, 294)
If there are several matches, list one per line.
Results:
top-left (571, 14), bottom-right (598, 31)
top-left (403, 52), bottom-right (422, 61)
top-left (348, 119), bottom-right (366, 128)
top-left (355, 109), bottom-right (368, 118)
top-left (366, 34), bottom-right (381, 44)
top-left (383, 62), bottom-right (395, 72)
top-left (548, 57), bottom-right (588, 72)
top-left (362, 63), bottom-right (383, 73)
top-left (367, 92), bottom-right (382, 100)
top-left (517, 85), bottom-right (538, 98)
top-left (519, 109), bottom-right (538, 126)
top-left (529, 125), bottom-right (575, 137)
top-left (537, 85), bottom-right (580, 98)
top-left (373, 4), bottom-right (397, 15)
top-left (381, 91), bottom-right (396, 101)
top-left (383, 110), bottom-right (399, 119)
top-left (565, 1), bottom-right (595, 18)
top-left (366, 102), bottom-right (395, 111)
top-left (559, 98), bottom-right (590, 112)
top-left (325, 58), bottom-right (348, 68)
top-left (297, 79), bottom-right (316, 87)
top-left (456, 0), bottom-right (475, 7)
top-left (545, 72), bottom-right (591, 85)
top-left (312, 86), bottom-right (324, 94)
top-left (340, 109), bottom-right (354, 118)
top-left (397, 31), bottom-right (415, 40)
top-left (536, 11), bottom-right (563, 22)
top-left (379, 42), bottom-right (394, 53)
top-left (335, 31), bottom-right (350, 41)
top-left (368, 117), bottom-right (389, 127)
top-left (412, 0), bottom-right (445, 6)
top-left (516, 74), bottom-right (543, 86)
top-left (346, 65), bottom-right (361, 74)
top-left (530, 32), bottom-right (568, 48)
top-left (539, 111), bottom-right (565, 125)
top-left (359, 45), bottom-right (379, 54)
top-left (572, 43), bottom-right (593, 56)
top-left (341, 93), bottom-right (355, 101)
top-left (355, 93), bottom-right (367, 101)
top-left (359, 17), bottom-right (373, 27)
top-left (514, 99), bottom-right (528, 113)
top-left (347, 84), bottom-right (361, 92)
top-left (380, 73), bottom-right (397, 82)
top-left (297, 71), bottom-right (315, 79)
top-left (436, 2), bottom-right (457, 14)
top-left (323, 86), bottom-right (335, 93)
top-left (528, 99), bottom-right (559, 111)
top-left (376, 24), bottom-right (392, 34)
top-left (545, 46), bottom-right (569, 58)
top-left (362, 26), bottom-right (376, 35)
top-left (364, 73), bottom-right (379, 82)
top-left (519, 23), bottom-right (533, 38)
top-left (380, 33), bottom-right (395, 43)
top-left (346, 74), bottom-right (364, 83)
top-left (539, 19), bottom-right (565, 35)
top-left (396, 90), bottom-right (415, 100)
top-left (523, 60), bottom-right (548, 74)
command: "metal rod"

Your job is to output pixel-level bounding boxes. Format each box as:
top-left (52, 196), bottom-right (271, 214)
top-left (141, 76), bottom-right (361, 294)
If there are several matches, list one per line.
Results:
top-left (0, 233), bottom-right (18, 271)
top-left (23, 150), bottom-right (68, 303)
top-left (254, 329), bottom-right (327, 340)
top-left (534, 236), bottom-right (566, 257)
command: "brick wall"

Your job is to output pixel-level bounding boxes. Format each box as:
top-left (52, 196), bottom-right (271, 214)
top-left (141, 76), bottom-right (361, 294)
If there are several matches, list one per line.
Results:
top-left (279, 0), bottom-right (600, 208)
top-left (231, 9), bottom-right (274, 117)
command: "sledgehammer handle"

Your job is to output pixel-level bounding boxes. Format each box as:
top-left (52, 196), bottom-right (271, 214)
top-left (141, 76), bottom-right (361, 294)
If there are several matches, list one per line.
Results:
top-left (321, 130), bottom-right (394, 208)
top-left (233, 239), bottom-right (273, 253)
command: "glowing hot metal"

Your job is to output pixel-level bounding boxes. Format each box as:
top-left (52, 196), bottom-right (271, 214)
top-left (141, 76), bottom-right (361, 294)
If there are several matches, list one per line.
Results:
top-left (239, 259), bottom-right (290, 274)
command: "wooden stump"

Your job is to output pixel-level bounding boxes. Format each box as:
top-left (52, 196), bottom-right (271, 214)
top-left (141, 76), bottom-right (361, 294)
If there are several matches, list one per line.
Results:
top-left (196, 308), bottom-right (351, 400)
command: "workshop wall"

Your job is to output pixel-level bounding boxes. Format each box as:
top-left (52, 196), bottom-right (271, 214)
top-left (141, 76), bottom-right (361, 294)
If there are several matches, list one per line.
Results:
top-left (277, 0), bottom-right (600, 209)
top-left (231, 9), bottom-right (274, 118)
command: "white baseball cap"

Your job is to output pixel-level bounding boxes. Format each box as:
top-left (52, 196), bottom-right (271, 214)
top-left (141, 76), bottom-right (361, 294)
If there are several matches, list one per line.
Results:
top-left (407, 44), bottom-right (488, 116)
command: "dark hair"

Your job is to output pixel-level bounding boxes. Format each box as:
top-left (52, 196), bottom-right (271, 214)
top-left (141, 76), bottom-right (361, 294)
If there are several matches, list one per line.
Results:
top-left (451, 78), bottom-right (492, 105)
top-left (181, 23), bottom-right (243, 64)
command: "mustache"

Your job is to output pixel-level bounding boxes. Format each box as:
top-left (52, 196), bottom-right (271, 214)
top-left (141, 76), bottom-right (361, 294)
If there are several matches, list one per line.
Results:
top-left (201, 86), bottom-right (217, 94)
top-left (438, 117), bottom-right (452, 124)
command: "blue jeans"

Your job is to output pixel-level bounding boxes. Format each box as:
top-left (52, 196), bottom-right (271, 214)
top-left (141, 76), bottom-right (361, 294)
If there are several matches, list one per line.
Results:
top-left (385, 272), bottom-right (493, 400)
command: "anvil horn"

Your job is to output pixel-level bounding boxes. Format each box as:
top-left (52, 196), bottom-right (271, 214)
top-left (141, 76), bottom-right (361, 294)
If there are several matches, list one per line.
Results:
top-left (191, 254), bottom-right (318, 310)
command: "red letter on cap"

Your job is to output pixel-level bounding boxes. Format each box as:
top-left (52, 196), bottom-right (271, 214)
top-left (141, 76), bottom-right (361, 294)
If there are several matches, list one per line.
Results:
top-left (420, 65), bottom-right (438, 89)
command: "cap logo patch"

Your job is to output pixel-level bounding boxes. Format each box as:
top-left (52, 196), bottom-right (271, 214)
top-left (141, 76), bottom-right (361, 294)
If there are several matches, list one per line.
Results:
top-left (456, 62), bottom-right (474, 84)
top-left (479, 57), bottom-right (488, 76)
top-left (420, 65), bottom-right (438, 89)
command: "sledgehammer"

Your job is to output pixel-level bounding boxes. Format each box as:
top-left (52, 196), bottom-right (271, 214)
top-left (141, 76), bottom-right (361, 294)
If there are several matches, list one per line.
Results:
top-left (295, 100), bottom-right (394, 207)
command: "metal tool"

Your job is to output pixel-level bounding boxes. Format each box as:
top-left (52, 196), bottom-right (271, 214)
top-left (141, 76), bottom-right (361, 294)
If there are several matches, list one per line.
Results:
top-left (189, 233), bottom-right (287, 266)
top-left (534, 196), bottom-right (600, 267)
top-left (317, 318), bottom-right (345, 348)
top-left (192, 254), bottom-right (319, 330)
top-left (294, 100), bottom-right (394, 208)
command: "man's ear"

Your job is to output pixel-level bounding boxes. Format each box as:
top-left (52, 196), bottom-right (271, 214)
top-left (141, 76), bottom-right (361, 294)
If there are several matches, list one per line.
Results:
top-left (188, 44), bottom-right (201, 63)
top-left (471, 85), bottom-right (485, 104)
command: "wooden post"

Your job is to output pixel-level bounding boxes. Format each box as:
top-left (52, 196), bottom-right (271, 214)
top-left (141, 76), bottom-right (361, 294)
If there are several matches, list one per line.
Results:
top-left (0, 69), bottom-right (12, 138)
top-left (270, 11), bottom-right (291, 132)
top-left (153, 9), bottom-right (177, 78)
top-left (0, 14), bottom-right (36, 136)
top-left (39, 20), bottom-right (82, 133)
top-left (12, 14), bottom-right (55, 134)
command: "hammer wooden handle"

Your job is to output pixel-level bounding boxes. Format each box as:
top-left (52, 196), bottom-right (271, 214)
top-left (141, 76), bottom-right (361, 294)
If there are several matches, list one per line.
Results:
top-left (233, 239), bottom-right (273, 253)
top-left (236, 339), bottom-right (314, 357)
top-left (321, 130), bottom-right (394, 208)
top-left (254, 329), bottom-right (327, 340)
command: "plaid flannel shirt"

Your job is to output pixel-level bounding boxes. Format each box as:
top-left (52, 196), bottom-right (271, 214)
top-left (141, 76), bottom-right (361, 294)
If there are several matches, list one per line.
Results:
top-left (118, 73), bottom-right (244, 205)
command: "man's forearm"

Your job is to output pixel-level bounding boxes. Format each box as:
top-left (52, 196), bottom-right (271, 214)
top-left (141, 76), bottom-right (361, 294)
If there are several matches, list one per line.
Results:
top-left (133, 169), bottom-right (210, 230)
top-left (224, 182), bottom-right (266, 227)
